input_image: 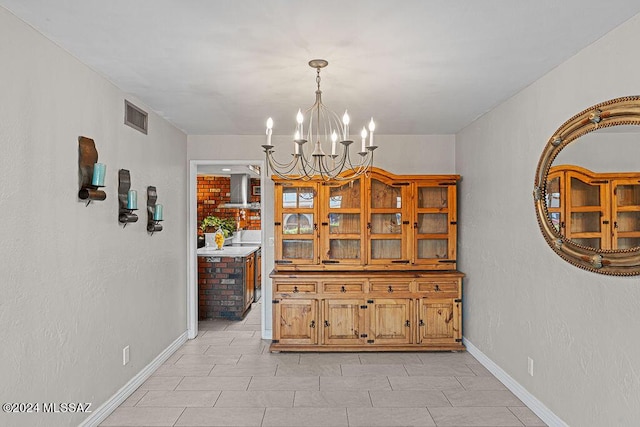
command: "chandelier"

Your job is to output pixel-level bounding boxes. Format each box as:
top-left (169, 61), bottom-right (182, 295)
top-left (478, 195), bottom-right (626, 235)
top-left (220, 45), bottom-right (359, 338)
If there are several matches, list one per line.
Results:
top-left (262, 59), bottom-right (377, 181)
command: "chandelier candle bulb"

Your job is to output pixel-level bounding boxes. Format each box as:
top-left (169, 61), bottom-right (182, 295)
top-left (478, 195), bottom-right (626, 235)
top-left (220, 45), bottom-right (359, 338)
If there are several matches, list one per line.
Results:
top-left (266, 117), bottom-right (273, 146)
top-left (296, 109), bottom-right (304, 138)
top-left (368, 118), bottom-right (375, 146)
top-left (342, 111), bottom-right (350, 141)
top-left (331, 131), bottom-right (338, 156)
top-left (361, 127), bottom-right (367, 153)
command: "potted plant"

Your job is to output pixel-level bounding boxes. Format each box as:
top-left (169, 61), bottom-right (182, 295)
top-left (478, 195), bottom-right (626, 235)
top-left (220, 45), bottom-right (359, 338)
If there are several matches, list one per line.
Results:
top-left (200, 215), bottom-right (237, 238)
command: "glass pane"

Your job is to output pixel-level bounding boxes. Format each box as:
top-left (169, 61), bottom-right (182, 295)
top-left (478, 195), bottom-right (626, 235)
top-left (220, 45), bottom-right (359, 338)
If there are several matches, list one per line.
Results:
top-left (417, 239), bottom-right (448, 259)
top-left (329, 180), bottom-right (360, 209)
top-left (298, 189), bottom-right (314, 208)
top-left (329, 213), bottom-right (360, 234)
top-left (371, 240), bottom-right (401, 259)
top-left (329, 239), bottom-right (360, 259)
top-left (283, 214), bottom-right (314, 235)
top-left (371, 213), bottom-right (402, 234)
top-left (617, 212), bottom-right (640, 232)
top-left (572, 238), bottom-right (601, 249)
top-left (371, 179), bottom-right (402, 209)
top-left (571, 212), bottom-right (601, 233)
top-left (282, 240), bottom-right (314, 259)
top-left (282, 188), bottom-right (297, 208)
top-left (418, 187), bottom-right (448, 208)
top-left (550, 212), bottom-right (561, 232)
top-left (282, 187), bottom-right (314, 208)
top-left (617, 237), bottom-right (640, 249)
top-left (571, 178), bottom-right (600, 207)
top-left (617, 184), bottom-right (640, 207)
top-left (546, 177), bottom-right (561, 208)
top-left (418, 213), bottom-right (448, 234)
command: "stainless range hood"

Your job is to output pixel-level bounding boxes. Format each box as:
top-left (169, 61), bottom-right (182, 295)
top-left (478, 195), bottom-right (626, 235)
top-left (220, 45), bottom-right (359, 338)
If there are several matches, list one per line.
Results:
top-left (220, 174), bottom-right (260, 209)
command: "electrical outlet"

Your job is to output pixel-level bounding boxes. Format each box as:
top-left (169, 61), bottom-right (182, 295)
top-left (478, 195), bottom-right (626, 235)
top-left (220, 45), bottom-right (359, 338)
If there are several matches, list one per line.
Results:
top-left (268, 237), bottom-right (274, 247)
top-left (527, 357), bottom-right (534, 376)
top-left (123, 346), bottom-right (130, 366)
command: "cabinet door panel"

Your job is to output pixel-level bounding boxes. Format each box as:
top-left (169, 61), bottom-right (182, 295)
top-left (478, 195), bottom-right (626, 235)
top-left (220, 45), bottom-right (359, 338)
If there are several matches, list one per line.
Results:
top-left (418, 299), bottom-right (461, 345)
top-left (321, 179), bottom-right (365, 265)
top-left (413, 182), bottom-right (457, 267)
top-left (322, 299), bottom-right (366, 345)
top-left (275, 184), bottom-right (319, 265)
top-left (274, 299), bottom-right (318, 345)
top-left (369, 299), bottom-right (412, 345)
top-left (613, 180), bottom-right (640, 250)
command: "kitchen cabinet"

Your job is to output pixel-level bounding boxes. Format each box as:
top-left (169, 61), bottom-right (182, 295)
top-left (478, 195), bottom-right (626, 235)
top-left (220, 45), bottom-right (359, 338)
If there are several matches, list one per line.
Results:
top-left (197, 246), bottom-right (260, 320)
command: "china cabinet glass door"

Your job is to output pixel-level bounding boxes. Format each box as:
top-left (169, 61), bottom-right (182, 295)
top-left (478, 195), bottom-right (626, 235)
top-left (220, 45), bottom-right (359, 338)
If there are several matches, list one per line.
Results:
top-left (612, 179), bottom-right (640, 249)
top-left (565, 172), bottom-right (609, 249)
top-left (320, 179), bottom-right (365, 265)
top-left (275, 183), bottom-right (318, 265)
top-left (413, 181), bottom-right (457, 266)
top-left (368, 177), bottom-right (409, 264)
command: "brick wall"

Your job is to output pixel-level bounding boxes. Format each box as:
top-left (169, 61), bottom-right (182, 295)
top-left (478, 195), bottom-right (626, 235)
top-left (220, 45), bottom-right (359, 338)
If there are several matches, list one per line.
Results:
top-left (197, 176), bottom-right (261, 232)
top-left (198, 255), bottom-right (247, 320)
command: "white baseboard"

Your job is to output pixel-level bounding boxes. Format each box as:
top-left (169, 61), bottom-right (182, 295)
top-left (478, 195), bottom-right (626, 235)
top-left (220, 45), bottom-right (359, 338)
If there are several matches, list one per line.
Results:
top-left (80, 331), bottom-right (188, 427)
top-left (463, 337), bottom-right (568, 427)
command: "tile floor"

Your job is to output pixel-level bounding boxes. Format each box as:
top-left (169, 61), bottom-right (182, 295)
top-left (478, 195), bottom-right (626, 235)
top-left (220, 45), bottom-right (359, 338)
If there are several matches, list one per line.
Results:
top-left (100, 302), bottom-right (546, 427)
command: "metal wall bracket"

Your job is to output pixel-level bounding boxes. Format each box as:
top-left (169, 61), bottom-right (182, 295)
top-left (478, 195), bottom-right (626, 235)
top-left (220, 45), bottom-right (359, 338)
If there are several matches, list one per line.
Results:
top-left (77, 136), bottom-right (106, 205)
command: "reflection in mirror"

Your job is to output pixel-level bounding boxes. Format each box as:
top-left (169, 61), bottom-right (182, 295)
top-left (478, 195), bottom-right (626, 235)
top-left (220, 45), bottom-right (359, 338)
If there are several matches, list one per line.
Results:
top-left (547, 125), bottom-right (640, 251)
top-left (534, 96), bottom-right (640, 275)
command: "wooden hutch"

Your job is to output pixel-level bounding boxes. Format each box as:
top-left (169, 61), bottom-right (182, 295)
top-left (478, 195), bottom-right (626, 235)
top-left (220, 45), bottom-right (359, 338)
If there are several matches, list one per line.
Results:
top-left (270, 168), bottom-right (464, 352)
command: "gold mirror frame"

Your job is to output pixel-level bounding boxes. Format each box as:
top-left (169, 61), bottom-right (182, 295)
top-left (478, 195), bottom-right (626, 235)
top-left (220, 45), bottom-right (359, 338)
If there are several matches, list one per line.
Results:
top-left (534, 96), bottom-right (640, 276)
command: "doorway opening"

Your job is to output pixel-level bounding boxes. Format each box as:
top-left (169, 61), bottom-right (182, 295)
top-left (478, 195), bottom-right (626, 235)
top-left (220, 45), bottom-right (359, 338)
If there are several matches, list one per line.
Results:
top-left (187, 160), bottom-right (267, 339)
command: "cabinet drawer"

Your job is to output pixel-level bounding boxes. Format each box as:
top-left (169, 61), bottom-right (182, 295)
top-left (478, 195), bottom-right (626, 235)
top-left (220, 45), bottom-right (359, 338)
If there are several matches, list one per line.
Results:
top-left (323, 283), bottom-right (364, 294)
top-left (417, 281), bottom-right (459, 297)
top-left (370, 282), bottom-right (411, 294)
top-left (275, 283), bottom-right (317, 294)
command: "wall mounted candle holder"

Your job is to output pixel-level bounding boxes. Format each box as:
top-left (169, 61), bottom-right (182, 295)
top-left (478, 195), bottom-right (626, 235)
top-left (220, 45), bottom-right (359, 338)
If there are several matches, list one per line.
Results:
top-left (78, 136), bottom-right (106, 205)
top-left (147, 186), bottom-right (163, 235)
top-left (118, 169), bottom-right (138, 227)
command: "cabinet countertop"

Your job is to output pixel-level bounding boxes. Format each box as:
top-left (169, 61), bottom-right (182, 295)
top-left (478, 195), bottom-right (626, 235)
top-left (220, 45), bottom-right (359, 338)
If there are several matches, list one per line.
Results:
top-left (197, 245), bottom-right (260, 258)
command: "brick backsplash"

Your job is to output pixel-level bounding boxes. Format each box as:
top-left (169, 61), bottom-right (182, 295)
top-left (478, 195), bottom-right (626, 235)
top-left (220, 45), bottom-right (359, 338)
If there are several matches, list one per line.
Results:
top-left (197, 176), bottom-right (261, 232)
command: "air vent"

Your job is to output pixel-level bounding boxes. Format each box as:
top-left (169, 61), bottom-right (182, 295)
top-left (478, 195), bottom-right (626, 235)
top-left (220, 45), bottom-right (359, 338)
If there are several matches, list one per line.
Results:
top-left (124, 100), bottom-right (148, 134)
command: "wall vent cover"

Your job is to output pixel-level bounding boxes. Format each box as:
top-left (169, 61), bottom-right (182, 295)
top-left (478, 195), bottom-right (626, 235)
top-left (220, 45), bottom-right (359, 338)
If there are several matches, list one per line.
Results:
top-left (124, 100), bottom-right (148, 134)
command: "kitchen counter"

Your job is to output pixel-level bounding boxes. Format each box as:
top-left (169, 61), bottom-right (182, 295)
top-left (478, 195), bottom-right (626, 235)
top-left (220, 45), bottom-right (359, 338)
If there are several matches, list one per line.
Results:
top-left (197, 245), bottom-right (259, 257)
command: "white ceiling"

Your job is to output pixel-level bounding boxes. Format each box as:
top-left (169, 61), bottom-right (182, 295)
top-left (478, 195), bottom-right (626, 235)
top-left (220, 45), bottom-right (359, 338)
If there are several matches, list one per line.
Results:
top-left (2, 1), bottom-right (640, 135)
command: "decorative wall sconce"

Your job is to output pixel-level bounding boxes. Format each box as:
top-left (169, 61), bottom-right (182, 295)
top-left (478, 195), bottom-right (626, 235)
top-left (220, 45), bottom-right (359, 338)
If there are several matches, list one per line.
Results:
top-left (118, 169), bottom-right (138, 227)
top-left (147, 186), bottom-right (163, 235)
top-left (78, 136), bottom-right (106, 205)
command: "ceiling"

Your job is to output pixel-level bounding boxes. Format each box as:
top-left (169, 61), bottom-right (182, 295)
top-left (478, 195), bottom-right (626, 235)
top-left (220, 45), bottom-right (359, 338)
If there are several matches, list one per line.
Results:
top-left (2, 1), bottom-right (640, 135)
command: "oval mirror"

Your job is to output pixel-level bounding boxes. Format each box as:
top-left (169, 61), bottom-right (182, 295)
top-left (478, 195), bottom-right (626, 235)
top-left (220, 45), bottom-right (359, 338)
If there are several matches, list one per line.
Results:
top-left (534, 96), bottom-right (640, 275)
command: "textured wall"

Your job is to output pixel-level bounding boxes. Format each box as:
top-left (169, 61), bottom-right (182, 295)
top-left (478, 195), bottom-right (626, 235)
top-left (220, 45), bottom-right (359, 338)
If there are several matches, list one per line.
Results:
top-left (456, 13), bottom-right (640, 426)
top-left (0, 7), bottom-right (187, 427)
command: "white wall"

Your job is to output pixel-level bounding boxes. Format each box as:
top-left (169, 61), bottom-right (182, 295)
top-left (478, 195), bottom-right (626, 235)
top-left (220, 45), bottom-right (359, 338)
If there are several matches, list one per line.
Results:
top-left (188, 134), bottom-right (455, 337)
top-left (0, 7), bottom-right (187, 427)
top-left (456, 13), bottom-right (640, 427)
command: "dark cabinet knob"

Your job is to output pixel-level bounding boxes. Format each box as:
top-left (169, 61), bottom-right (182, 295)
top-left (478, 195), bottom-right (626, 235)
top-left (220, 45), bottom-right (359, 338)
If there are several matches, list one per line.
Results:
top-left (310, 320), bottom-right (316, 328)
top-left (293, 286), bottom-right (299, 293)
top-left (388, 285), bottom-right (393, 293)
top-left (341, 286), bottom-right (346, 293)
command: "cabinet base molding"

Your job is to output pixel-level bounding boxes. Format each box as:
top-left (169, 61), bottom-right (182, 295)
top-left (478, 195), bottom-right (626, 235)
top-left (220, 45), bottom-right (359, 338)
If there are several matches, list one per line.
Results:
top-left (270, 343), bottom-right (465, 352)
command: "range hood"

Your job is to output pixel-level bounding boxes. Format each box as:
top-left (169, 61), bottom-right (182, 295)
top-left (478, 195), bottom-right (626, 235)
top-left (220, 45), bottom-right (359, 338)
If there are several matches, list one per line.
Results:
top-left (221, 174), bottom-right (260, 209)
